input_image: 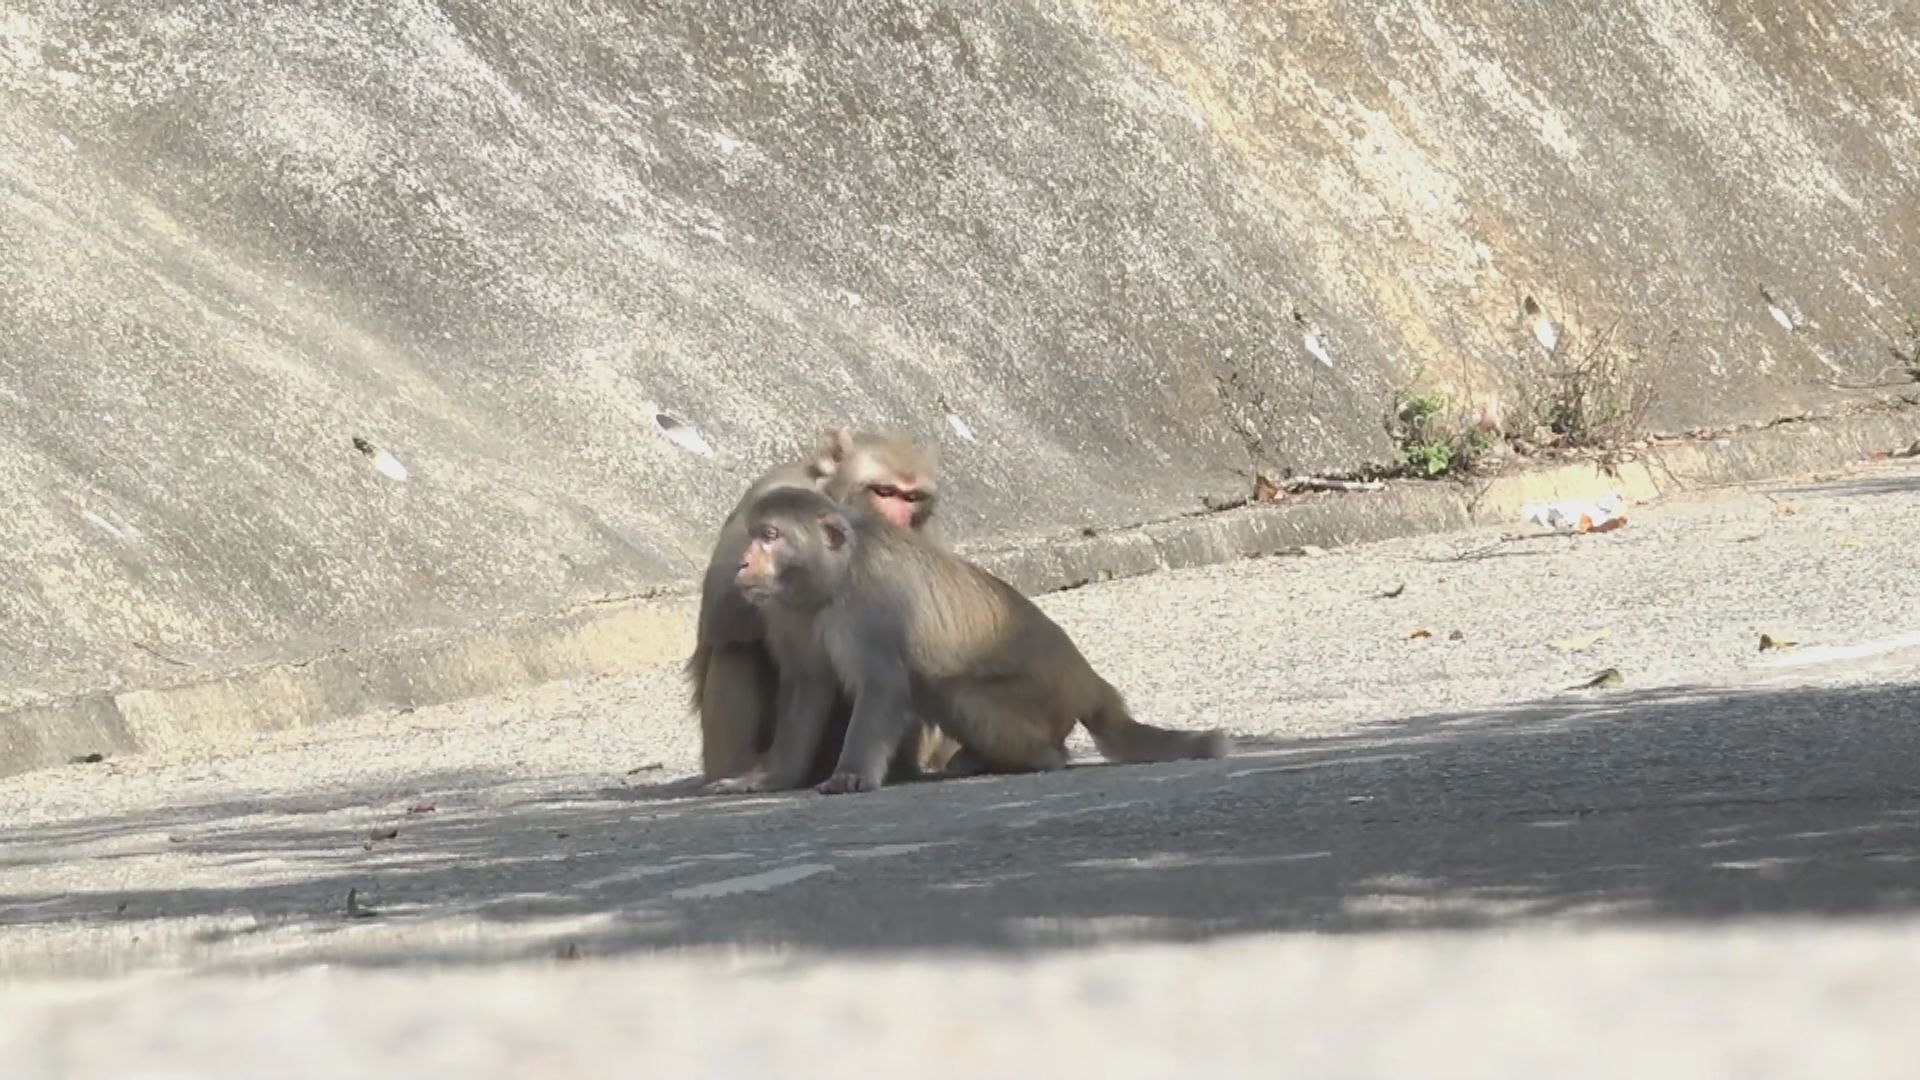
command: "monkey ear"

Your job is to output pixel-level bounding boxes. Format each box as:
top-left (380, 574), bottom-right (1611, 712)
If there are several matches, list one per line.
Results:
top-left (813, 427), bottom-right (853, 476)
top-left (819, 512), bottom-right (851, 551)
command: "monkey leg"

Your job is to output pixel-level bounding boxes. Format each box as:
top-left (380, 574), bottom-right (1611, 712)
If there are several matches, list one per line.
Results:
top-left (758, 669), bottom-right (842, 791)
top-left (936, 685), bottom-right (1071, 775)
top-left (699, 643), bottom-right (779, 783)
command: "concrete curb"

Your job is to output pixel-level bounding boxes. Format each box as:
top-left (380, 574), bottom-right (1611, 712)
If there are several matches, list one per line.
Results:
top-left (4, 409), bottom-right (1914, 779)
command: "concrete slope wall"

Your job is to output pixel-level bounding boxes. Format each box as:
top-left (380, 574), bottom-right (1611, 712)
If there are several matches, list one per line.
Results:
top-left (1, 0), bottom-right (1915, 705)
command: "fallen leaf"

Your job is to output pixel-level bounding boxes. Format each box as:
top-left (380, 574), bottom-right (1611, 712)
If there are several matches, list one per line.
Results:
top-left (406, 803), bottom-right (437, 815)
top-left (68, 752), bottom-right (106, 765)
top-left (1566, 668), bottom-right (1624, 691)
top-left (1553, 628), bottom-right (1613, 653)
top-left (1758, 634), bottom-right (1798, 652)
top-left (1408, 628), bottom-right (1433, 640)
top-left (1447, 629), bottom-right (1465, 641)
top-left (1585, 515), bottom-right (1629, 533)
top-left (1253, 472), bottom-right (1281, 502)
top-left (624, 763), bottom-right (664, 776)
top-left (1376, 583), bottom-right (1406, 600)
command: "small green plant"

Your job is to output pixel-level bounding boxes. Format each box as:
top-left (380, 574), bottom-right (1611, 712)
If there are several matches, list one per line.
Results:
top-left (1388, 374), bottom-right (1490, 478)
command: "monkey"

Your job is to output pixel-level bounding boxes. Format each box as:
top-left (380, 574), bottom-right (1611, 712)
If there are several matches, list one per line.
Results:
top-left (713, 486), bottom-right (1230, 795)
top-left (688, 427), bottom-right (954, 786)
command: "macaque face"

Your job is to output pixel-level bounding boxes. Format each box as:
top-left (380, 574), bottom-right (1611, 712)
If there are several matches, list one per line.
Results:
top-left (860, 479), bottom-right (929, 529)
top-left (736, 512), bottom-right (848, 610)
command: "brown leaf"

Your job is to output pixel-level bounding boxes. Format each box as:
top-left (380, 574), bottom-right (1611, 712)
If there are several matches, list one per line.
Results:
top-left (1585, 515), bottom-right (1629, 533)
top-left (1253, 472), bottom-right (1281, 502)
top-left (406, 803), bottom-right (437, 815)
top-left (1447, 629), bottom-right (1465, 641)
top-left (1758, 634), bottom-right (1798, 652)
top-left (1408, 628), bottom-right (1433, 640)
top-left (1566, 668), bottom-right (1624, 691)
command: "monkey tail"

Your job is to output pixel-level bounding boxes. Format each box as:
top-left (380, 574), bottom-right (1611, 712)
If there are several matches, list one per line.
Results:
top-left (685, 642), bottom-right (710, 712)
top-left (1080, 677), bottom-right (1231, 764)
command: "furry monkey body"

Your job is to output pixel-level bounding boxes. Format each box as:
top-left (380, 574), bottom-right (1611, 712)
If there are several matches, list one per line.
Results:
top-left (731, 488), bottom-right (1231, 794)
top-left (688, 429), bottom-right (947, 785)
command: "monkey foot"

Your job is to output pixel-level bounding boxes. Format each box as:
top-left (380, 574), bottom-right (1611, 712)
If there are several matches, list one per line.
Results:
top-left (701, 772), bottom-right (770, 795)
top-left (816, 772), bottom-right (881, 795)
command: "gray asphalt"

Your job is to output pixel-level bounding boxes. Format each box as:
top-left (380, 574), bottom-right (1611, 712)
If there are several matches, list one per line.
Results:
top-left (3, 458), bottom-right (1918, 1076)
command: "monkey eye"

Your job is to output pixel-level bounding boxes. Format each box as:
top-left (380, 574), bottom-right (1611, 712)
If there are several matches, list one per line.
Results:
top-left (755, 524), bottom-right (781, 542)
top-left (869, 483), bottom-right (926, 502)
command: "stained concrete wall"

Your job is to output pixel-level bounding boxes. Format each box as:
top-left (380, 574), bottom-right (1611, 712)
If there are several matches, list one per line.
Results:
top-left (1, 0), bottom-right (1916, 708)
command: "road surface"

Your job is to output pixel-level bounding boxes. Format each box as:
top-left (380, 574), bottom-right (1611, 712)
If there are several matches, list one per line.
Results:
top-left (4, 458), bottom-right (1919, 1077)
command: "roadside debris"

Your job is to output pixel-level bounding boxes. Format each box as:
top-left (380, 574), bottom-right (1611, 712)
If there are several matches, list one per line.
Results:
top-left (1523, 493), bottom-right (1628, 533)
top-left (1566, 668), bottom-right (1624, 691)
top-left (1759, 634), bottom-right (1798, 652)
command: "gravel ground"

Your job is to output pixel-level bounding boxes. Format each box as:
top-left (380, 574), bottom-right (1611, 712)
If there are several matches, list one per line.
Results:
top-left (2, 457), bottom-right (1917, 1076)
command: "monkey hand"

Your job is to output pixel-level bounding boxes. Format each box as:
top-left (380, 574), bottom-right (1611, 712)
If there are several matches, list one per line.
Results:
top-left (816, 771), bottom-right (882, 795)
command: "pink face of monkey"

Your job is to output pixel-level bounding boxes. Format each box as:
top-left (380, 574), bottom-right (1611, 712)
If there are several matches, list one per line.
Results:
top-left (861, 479), bottom-right (928, 529)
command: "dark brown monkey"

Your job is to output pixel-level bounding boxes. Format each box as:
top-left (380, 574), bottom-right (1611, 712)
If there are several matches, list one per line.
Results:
top-left (717, 487), bottom-right (1230, 795)
top-left (688, 428), bottom-right (950, 785)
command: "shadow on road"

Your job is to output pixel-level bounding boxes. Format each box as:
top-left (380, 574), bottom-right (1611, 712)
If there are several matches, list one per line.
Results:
top-left (5, 679), bottom-right (1918, 970)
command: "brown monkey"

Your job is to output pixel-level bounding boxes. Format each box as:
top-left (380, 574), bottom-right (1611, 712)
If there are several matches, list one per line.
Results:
top-left (688, 428), bottom-right (950, 785)
top-left (717, 487), bottom-right (1230, 795)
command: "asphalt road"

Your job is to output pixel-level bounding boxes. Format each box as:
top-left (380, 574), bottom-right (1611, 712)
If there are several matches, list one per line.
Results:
top-left (3, 458), bottom-right (1918, 1077)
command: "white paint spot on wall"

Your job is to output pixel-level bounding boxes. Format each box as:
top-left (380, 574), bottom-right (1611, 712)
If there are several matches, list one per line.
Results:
top-left (668, 863), bottom-right (832, 900)
top-left (653, 411), bottom-right (714, 457)
top-left (1522, 295), bottom-right (1559, 353)
top-left (1760, 288), bottom-right (1799, 331)
top-left (80, 511), bottom-right (126, 540)
top-left (1303, 331), bottom-right (1333, 368)
top-left (352, 437), bottom-right (410, 482)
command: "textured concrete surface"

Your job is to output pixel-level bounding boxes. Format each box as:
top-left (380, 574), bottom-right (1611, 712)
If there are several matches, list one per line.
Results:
top-left (3, 1), bottom-right (1918, 724)
top-left (2, 461), bottom-right (1917, 1073)
top-left (4, 409), bottom-right (1915, 779)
